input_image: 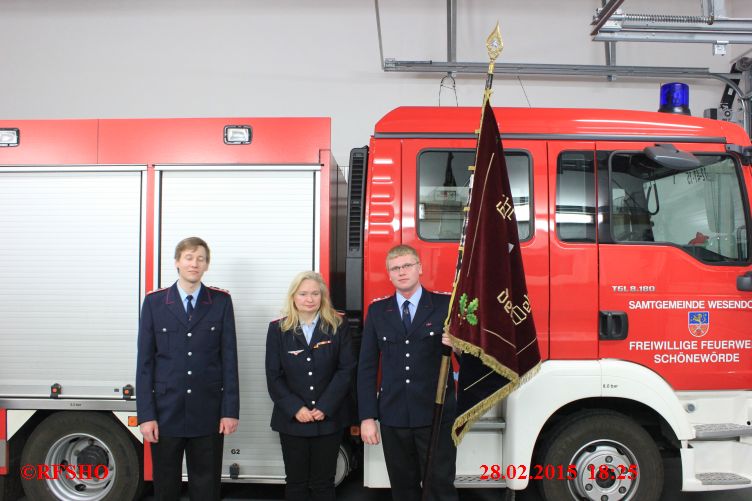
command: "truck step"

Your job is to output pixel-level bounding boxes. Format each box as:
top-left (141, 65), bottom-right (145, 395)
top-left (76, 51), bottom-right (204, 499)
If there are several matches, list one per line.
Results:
top-left (470, 418), bottom-right (506, 431)
top-left (696, 472), bottom-right (752, 486)
top-left (694, 423), bottom-right (752, 439)
top-left (454, 475), bottom-right (506, 488)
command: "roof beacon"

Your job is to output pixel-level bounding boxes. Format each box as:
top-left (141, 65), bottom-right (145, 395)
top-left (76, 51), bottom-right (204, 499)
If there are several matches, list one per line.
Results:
top-left (658, 82), bottom-right (691, 116)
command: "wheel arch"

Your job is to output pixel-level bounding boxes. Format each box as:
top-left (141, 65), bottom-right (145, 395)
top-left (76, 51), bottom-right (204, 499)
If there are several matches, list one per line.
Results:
top-left (536, 408), bottom-right (665, 501)
top-left (502, 360), bottom-right (689, 490)
top-left (30, 410), bottom-right (144, 453)
top-left (534, 398), bottom-right (681, 460)
top-left (20, 410), bottom-right (143, 501)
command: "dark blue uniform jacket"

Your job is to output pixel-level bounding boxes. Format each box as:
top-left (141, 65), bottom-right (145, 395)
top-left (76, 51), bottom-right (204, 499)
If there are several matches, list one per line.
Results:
top-left (136, 282), bottom-right (240, 437)
top-left (265, 318), bottom-right (355, 437)
top-left (357, 290), bottom-right (456, 428)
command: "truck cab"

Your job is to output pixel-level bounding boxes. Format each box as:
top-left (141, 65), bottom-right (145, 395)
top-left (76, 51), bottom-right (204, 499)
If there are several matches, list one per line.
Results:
top-left (349, 106), bottom-right (752, 499)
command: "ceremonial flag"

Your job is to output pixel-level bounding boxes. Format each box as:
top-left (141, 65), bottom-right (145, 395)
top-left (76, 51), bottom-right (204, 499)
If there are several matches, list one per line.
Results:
top-left (447, 100), bottom-right (541, 445)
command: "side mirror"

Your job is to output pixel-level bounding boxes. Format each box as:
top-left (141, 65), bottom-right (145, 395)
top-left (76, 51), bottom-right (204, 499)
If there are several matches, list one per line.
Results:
top-left (644, 144), bottom-right (701, 170)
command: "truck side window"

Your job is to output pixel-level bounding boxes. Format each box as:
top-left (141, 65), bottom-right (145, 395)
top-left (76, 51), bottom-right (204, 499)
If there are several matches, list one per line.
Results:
top-left (609, 152), bottom-right (749, 263)
top-left (557, 151), bottom-right (596, 243)
top-left (417, 150), bottom-right (531, 241)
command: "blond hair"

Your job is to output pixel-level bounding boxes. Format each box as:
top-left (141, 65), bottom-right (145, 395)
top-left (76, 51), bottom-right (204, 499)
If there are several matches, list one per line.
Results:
top-left (174, 237), bottom-right (211, 263)
top-left (280, 271), bottom-right (342, 334)
top-left (385, 244), bottom-right (420, 268)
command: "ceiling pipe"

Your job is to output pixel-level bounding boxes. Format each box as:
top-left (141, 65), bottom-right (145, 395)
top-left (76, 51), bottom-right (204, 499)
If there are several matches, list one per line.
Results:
top-left (447, 0), bottom-right (457, 65)
top-left (602, 0), bottom-right (617, 82)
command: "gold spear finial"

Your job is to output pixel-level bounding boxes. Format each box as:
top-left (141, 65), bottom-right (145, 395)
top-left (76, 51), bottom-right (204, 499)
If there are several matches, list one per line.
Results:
top-left (482, 23), bottom-right (504, 105)
top-left (486, 22), bottom-right (504, 70)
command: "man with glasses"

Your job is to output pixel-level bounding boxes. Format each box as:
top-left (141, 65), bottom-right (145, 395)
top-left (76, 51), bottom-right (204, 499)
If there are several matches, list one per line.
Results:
top-left (358, 244), bottom-right (458, 501)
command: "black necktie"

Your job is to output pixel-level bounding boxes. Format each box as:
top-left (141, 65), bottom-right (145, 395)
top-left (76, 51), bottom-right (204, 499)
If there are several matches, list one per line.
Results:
top-left (186, 295), bottom-right (194, 320)
top-left (402, 300), bottom-right (412, 332)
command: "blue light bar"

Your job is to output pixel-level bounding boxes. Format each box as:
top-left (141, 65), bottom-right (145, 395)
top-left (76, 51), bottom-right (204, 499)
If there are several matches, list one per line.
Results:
top-left (658, 82), bottom-right (691, 115)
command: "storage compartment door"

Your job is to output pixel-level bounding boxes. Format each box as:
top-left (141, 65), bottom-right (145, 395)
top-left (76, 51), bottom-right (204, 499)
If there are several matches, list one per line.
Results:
top-left (158, 167), bottom-right (318, 480)
top-left (0, 169), bottom-right (143, 398)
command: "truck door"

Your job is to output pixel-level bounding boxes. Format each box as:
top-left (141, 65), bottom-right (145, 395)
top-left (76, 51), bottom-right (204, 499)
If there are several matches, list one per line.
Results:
top-left (400, 138), bottom-right (549, 357)
top-left (596, 142), bottom-right (752, 390)
top-left (547, 142), bottom-right (599, 360)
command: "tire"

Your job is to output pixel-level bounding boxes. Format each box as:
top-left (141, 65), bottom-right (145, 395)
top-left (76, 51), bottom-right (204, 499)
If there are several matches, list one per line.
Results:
top-left (1, 431), bottom-right (25, 501)
top-left (334, 441), bottom-right (352, 487)
top-left (538, 411), bottom-right (662, 501)
top-left (20, 412), bottom-right (142, 501)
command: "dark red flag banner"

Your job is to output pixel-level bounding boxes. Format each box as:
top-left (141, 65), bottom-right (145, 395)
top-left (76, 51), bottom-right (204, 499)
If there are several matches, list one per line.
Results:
top-left (447, 100), bottom-right (541, 445)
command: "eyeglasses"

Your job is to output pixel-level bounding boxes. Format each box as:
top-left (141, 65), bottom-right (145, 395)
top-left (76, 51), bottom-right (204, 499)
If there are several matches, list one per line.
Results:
top-left (388, 262), bottom-right (419, 274)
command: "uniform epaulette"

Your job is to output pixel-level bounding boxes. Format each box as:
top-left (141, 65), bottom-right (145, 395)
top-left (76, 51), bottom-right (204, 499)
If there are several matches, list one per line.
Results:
top-left (207, 286), bottom-right (231, 295)
top-left (146, 287), bottom-right (168, 295)
top-left (371, 294), bottom-right (392, 304)
top-left (270, 316), bottom-right (285, 323)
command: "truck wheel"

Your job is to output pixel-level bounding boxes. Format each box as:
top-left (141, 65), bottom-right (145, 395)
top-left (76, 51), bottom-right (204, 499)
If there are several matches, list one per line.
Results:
top-left (538, 411), bottom-right (662, 501)
top-left (334, 441), bottom-right (352, 487)
top-left (20, 412), bottom-right (142, 501)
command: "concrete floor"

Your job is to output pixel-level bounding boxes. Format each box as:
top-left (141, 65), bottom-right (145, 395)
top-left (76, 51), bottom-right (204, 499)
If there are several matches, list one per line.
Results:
top-left (140, 456), bottom-right (750, 501)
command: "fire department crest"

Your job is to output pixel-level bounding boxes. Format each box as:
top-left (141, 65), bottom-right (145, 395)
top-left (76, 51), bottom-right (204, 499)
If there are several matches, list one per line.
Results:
top-left (688, 311), bottom-right (710, 338)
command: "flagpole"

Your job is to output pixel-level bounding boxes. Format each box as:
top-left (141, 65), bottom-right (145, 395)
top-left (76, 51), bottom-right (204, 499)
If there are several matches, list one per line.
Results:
top-left (420, 23), bottom-right (504, 501)
top-left (444, 23), bottom-right (504, 332)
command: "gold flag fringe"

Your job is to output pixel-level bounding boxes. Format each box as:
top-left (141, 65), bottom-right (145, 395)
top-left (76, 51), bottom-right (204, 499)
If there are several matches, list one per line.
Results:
top-left (448, 330), bottom-right (541, 446)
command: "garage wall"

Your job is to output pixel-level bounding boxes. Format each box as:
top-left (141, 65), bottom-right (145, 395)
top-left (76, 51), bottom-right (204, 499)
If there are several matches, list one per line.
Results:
top-left (1, 0), bottom-right (750, 164)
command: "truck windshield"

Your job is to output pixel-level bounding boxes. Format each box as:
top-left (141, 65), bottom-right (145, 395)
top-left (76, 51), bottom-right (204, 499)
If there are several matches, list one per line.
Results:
top-left (609, 152), bottom-right (749, 263)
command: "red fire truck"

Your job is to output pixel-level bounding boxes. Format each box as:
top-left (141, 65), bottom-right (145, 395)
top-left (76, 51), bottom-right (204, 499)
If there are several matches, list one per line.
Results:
top-left (0, 106), bottom-right (750, 501)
